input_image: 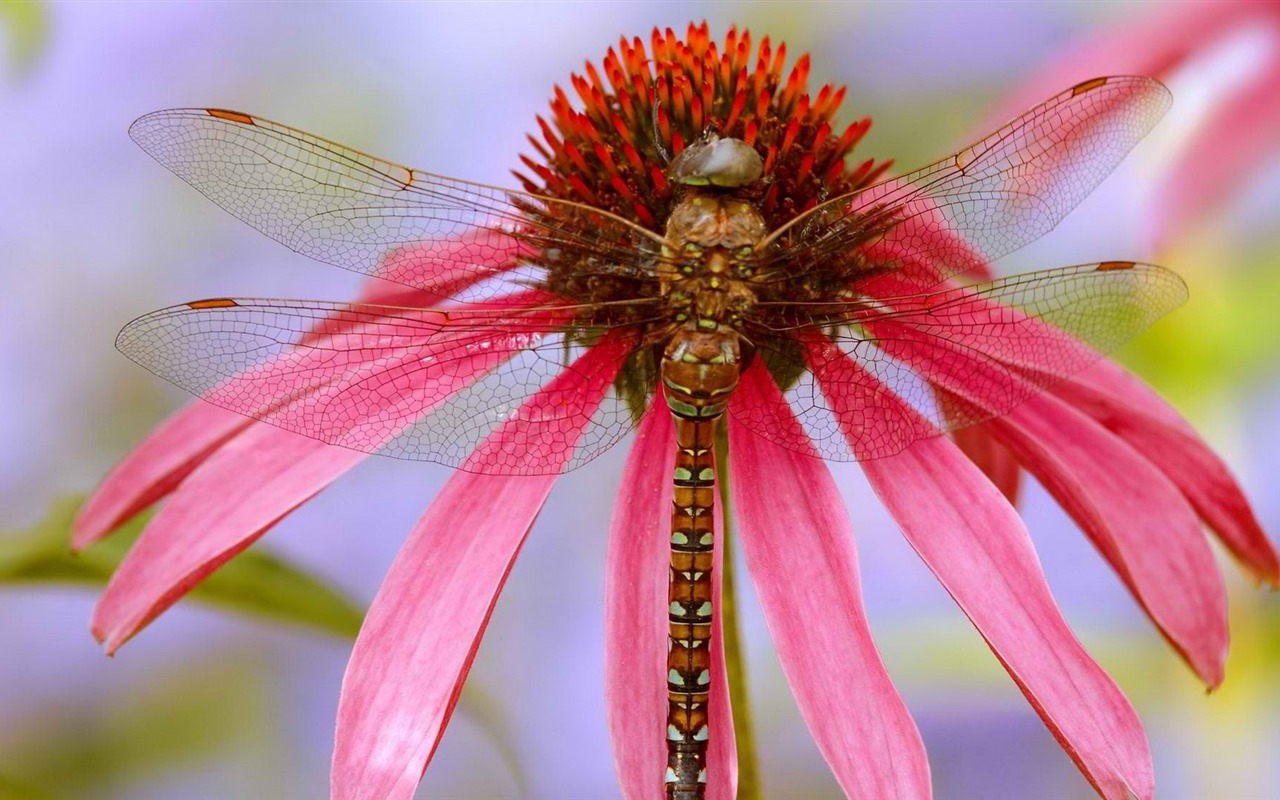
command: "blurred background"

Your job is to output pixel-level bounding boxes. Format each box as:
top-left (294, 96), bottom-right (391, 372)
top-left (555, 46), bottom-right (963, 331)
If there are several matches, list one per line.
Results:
top-left (1, 1), bottom-right (1277, 798)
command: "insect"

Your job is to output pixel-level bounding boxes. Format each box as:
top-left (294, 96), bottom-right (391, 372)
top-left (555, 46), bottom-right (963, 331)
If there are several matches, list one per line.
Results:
top-left (120, 70), bottom-right (1180, 799)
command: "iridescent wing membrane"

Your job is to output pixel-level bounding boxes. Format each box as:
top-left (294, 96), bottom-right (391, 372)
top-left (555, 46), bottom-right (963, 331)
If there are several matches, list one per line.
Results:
top-left (123, 76), bottom-right (1179, 472)
top-left (735, 262), bottom-right (1187, 461)
top-left (731, 76), bottom-right (1182, 461)
top-left (117, 294), bottom-right (664, 474)
top-left (752, 76), bottom-right (1172, 289)
top-left (125, 109), bottom-right (673, 474)
top-left (129, 108), bottom-right (671, 297)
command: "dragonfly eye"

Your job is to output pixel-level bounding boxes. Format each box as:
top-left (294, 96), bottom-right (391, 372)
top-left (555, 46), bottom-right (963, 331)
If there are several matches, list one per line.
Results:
top-left (669, 136), bottom-right (763, 188)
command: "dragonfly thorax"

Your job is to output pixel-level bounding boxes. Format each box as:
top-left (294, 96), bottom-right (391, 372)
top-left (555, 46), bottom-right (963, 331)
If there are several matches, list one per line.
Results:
top-left (661, 194), bottom-right (768, 329)
top-left (658, 192), bottom-right (761, 421)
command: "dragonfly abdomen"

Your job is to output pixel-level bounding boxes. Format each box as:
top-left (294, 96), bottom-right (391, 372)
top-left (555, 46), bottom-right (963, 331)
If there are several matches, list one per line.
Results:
top-left (664, 415), bottom-right (715, 800)
top-left (661, 328), bottom-right (740, 799)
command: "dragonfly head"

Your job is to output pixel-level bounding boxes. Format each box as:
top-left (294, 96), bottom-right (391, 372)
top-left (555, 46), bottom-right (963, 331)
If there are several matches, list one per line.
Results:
top-left (669, 135), bottom-right (763, 188)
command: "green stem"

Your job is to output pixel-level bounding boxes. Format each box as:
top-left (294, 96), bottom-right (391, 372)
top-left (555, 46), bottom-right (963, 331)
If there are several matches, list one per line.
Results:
top-left (715, 421), bottom-right (760, 800)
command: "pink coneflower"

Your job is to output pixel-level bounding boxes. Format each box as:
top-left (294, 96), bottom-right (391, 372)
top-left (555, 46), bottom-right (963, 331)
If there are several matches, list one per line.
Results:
top-left (78, 22), bottom-right (1275, 800)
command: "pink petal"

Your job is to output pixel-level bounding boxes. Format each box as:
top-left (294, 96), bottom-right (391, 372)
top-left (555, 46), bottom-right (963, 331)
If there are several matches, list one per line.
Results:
top-left (705, 464), bottom-right (736, 800)
top-left (90, 426), bottom-right (365, 653)
top-left (93, 308), bottom-right (554, 651)
top-left (798, 330), bottom-right (939, 460)
top-left (859, 201), bottom-right (991, 289)
top-left (74, 277), bottom-right (486, 551)
top-left (332, 338), bottom-right (630, 800)
top-left (988, 392), bottom-right (1228, 687)
top-left (982, 0), bottom-right (1280, 245)
top-left (1154, 46), bottom-right (1280, 245)
top-left (331, 471), bottom-right (555, 800)
top-left (951, 426), bottom-right (1021, 505)
top-left (810, 348), bottom-right (1154, 798)
top-left (1072, 360), bottom-right (1190, 429)
top-left (984, 1), bottom-right (1273, 129)
top-left (375, 228), bottom-right (535, 301)
top-left (604, 405), bottom-right (675, 800)
top-left (460, 331), bottom-right (631, 474)
top-left (199, 291), bottom-right (560, 455)
top-left (859, 278), bottom-right (1091, 401)
top-left (727, 365), bottom-right (930, 800)
top-left (851, 267), bottom-right (1257, 660)
top-left (861, 436), bottom-right (1153, 800)
top-left (1058, 362), bottom-right (1279, 584)
top-left (73, 402), bottom-right (251, 550)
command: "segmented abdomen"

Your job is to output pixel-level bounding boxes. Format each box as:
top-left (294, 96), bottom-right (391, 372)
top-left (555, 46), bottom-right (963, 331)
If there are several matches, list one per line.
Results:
top-left (660, 327), bottom-right (740, 800)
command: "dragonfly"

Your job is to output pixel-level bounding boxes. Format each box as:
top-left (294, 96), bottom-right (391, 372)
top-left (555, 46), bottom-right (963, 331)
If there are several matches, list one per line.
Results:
top-left (120, 75), bottom-right (1181, 800)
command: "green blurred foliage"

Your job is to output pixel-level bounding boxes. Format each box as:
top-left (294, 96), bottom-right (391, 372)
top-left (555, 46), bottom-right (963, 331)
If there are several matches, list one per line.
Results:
top-left (0, 497), bottom-right (364, 639)
top-left (860, 566), bottom-right (1280, 799)
top-left (0, 499), bottom-right (525, 798)
top-left (1124, 239), bottom-right (1280, 413)
top-left (0, 655), bottom-right (279, 799)
top-left (714, 424), bottom-right (761, 800)
top-left (453, 683), bottom-right (530, 799)
top-left (0, 774), bottom-right (52, 800)
top-left (0, 0), bottom-right (48, 75)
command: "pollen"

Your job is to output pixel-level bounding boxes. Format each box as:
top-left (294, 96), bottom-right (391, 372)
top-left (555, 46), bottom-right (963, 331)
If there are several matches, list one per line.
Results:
top-left (513, 22), bottom-right (890, 231)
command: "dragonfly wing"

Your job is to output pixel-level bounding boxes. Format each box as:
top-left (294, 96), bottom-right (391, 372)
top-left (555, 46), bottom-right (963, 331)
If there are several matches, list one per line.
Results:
top-left (759, 76), bottom-right (1172, 290)
top-left (116, 296), bottom-right (653, 474)
top-left (735, 262), bottom-right (1187, 461)
top-left (130, 109), bottom-right (670, 296)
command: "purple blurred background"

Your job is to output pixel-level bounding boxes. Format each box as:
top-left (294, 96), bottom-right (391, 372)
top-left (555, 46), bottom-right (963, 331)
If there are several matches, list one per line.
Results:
top-left (1, 2), bottom-right (1277, 798)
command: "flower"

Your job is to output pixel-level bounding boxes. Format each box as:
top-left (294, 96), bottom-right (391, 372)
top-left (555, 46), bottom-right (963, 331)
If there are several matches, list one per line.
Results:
top-left (985, 0), bottom-right (1280, 249)
top-left (78, 22), bottom-right (1276, 800)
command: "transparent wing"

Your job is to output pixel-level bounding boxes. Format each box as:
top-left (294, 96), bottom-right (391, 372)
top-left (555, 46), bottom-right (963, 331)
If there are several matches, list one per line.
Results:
top-left (129, 109), bottom-right (672, 295)
top-left (734, 262), bottom-right (1187, 461)
top-left (753, 77), bottom-right (1172, 290)
top-left (115, 296), bottom-right (658, 474)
